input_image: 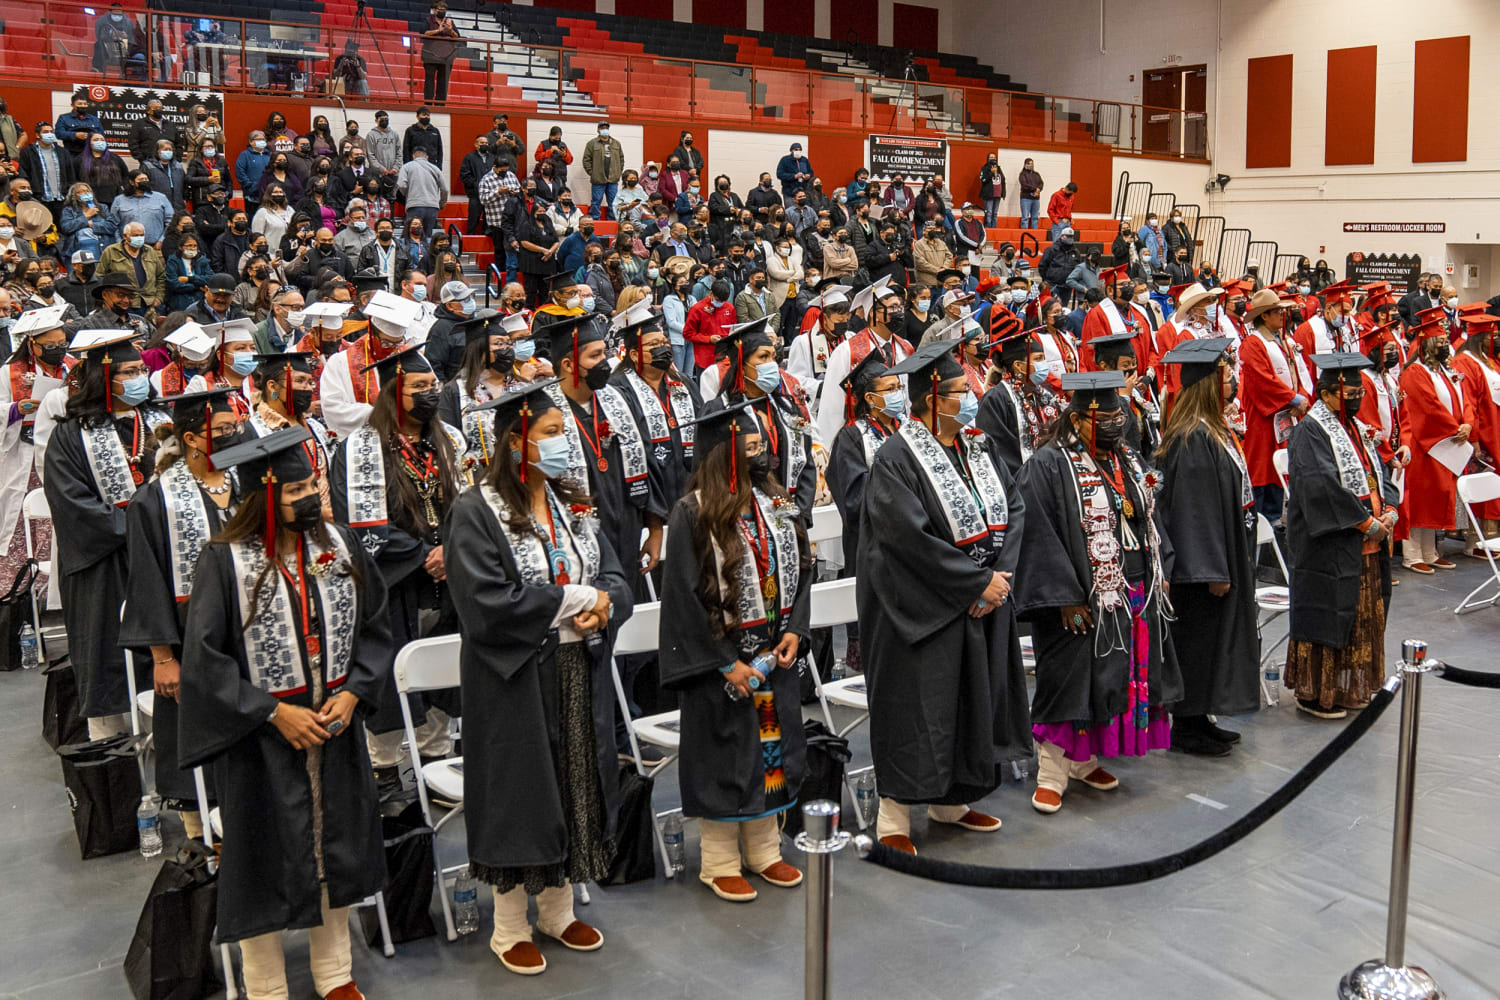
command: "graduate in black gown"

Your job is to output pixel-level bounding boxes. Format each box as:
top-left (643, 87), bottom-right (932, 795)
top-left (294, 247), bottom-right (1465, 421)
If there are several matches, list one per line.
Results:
top-left (713, 317), bottom-right (819, 523)
top-left (43, 331), bottom-right (171, 732)
top-left (1156, 338), bottom-right (1262, 755)
top-left (179, 427), bottom-right (392, 1000)
top-left (1090, 330), bottom-right (1160, 466)
top-left (443, 379), bottom-right (633, 976)
top-left (330, 346), bottom-right (463, 785)
top-left (1014, 371), bottom-right (1182, 816)
top-left (536, 312), bottom-right (666, 599)
top-left (659, 402), bottom-right (813, 903)
top-left (437, 311), bottom-right (512, 477)
top-left (974, 310), bottom-right (1061, 477)
top-left (121, 388), bottom-right (245, 838)
top-left (825, 350), bottom-right (903, 576)
top-left (857, 339), bottom-right (1031, 854)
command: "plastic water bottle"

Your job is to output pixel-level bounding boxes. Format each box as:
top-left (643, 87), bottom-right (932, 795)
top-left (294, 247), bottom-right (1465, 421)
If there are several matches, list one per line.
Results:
top-left (18, 623), bottom-right (38, 670)
top-left (137, 795), bottom-right (162, 859)
top-left (854, 771), bottom-right (877, 827)
top-left (830, 657), bottom-right (846, 682)
top-left (452, 867), bottom-right (479, 935)
top-left (1264, 661), bottom-right (1281, 706)
top-left (662, 813), bottom-right (686, 874)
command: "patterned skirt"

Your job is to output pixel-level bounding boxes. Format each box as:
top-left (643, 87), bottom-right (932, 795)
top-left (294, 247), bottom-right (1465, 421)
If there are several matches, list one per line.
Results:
top-left (473, 641), bottom-right (614, 894)
top-left (1284, 553), bottom-right (1386, 710)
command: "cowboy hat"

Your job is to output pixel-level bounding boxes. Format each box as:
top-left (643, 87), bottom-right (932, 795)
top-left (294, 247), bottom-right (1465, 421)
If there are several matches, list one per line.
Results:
top-left (1245, 287), bottom-right (1288, 323)
top-left (1177, 283), bottom-right (1224, 313)
top-left (91, 271), bottom-right (138, 300)
top-left (13, 201), bottom-right (52, 241)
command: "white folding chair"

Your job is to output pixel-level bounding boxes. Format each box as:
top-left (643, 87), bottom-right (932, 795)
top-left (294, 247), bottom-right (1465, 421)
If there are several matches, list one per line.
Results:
top-left (1273, 448), bottom-right (1290, 495)
top-left (808, 504), bottom-right (843, 546)
top-left (21, 487), bottom-right (53, 654)
top-left (802, 579), bottom-right (877, 828)
top-left (1455, 472), bottom-right (1500, 613)
top-left (1254, 514), bottom-right (1292, 704)
top-left (611, 601), bottom-right (678, 878)
top-left (393, 634), bottom-right (466, 939)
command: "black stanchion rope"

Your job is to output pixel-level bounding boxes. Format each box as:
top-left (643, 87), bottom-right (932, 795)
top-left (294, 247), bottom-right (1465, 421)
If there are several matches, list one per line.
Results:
top-left (862, 686), bottom-right (1395, 890)
top-left (1434, 663), bottom-right (1500, 689)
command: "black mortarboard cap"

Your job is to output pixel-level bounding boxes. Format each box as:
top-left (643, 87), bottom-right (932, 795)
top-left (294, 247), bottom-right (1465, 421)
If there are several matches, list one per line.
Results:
top-left (253, 351), bottom-right (316, 376)
top-left (460, 308), bottom-right (503, 347)
top-left (1060, 370), bottom-right (1126, 411)
top-left (542, 268), bottom-right (583, 293)
top-left (1090, 330), bottom-right (1138, 367)
top-left (1161, 336), bottom-right (1231, 388)
top-left (209, 424), bottom-right (315, 484)
top-left (887, 337), bottom-right (966, 386)
top-left (842, 349), bottom-right (890, 398)
top-left (682, 400), bottom-right (757, 460)
top-left (713, 316), bottom-right (774, 361)
top-left (467, 376), bottom-right (562, 424)
top-left (359, 344), bottom-right (433, 387)
top-left (352, 269), bottom-right (389, 293)
top-left (537, 311), bottom-right (607, 357)
top-left (1310, 351), bottom-right (1374, 373)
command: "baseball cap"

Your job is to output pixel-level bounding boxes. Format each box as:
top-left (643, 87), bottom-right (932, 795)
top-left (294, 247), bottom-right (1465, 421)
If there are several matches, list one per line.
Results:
top-left (439, 280), bottom-right (475, 304)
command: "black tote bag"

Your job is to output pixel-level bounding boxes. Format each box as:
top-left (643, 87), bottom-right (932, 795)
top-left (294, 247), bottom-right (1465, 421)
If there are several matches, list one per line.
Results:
top-left (58, 735), bottom-right (143, 859)
top-left (359, 803), bottom-right (437, 945)
top-left (123, 841), bottom-right (222, 1000)
top-left (42, 656), bottom-right (87, 750)
top-left (601, 765), bottom-right (658, 886)
top-left (780, 719), bottom-right (852, 839)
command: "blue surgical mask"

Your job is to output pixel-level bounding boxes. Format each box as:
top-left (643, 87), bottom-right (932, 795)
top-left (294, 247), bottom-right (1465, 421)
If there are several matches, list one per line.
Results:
top-left (599, 128), bottom-right (610, 139)
top-left (118, 374), bottom-right (150, 406)
top-left (513, 339), bottom-right (535, 362)
top-left (955, 390), bottom-right (979, 427)
top-left (1205, 303), bottom-right (1219, 323)
top-left (580, 294), bottom-right (595, 312)
top-left (92, 139), bottom-right (107, 152)
top-left (1156, 283), bottom-right (1169, 294)
top-left (412, 283), bottom-right (427, 301)
top-left (529, 435), bottom-right (573, 479)
top-left (353, 220), bottom-right (368, 231)
top-left (129, 235), bottom-right (146, 249)
top-left (1009, 289), bottom-right (1027, 304)
top-left (705, 299), bottom-right (719, 311)
top-left (879, 389), bottom-right (907, 420)
top-left (81, 192), bottom-right (94, 205)
top-left (752, 361), bottom-right (781, 392)
top-left (460, 297), bottom-right (477, 316)
top-left (1298, 284), bottom-right (1311, 295)
top-left (159, 149), bottom-right (173, 161)
top-left (252, 139), bottom-right (266, 151)
top-left (40, 133), bottom-right (55, 146)
top-left (230, 353), bottom-right (259, 375)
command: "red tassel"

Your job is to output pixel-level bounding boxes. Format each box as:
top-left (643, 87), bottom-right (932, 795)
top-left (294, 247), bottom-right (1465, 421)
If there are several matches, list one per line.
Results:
top-left (928, 371), bottom-right (939, 434)
top-left (103, 356), bottom-right (111, 411)
top-left (263, 469), bottom-right (277, 558)
top-left (395, 359), bottom-right (404, 426)
top-left (284, 365), bottom-right (293, 414)
top-left (729, 419), bottom-right (738, 494)
top-left (205, 411), bottom-right (212, 460)
top-left (518, 404), bottom-right (530, 483)
top-left (845, 387), bottom-right (855, 427)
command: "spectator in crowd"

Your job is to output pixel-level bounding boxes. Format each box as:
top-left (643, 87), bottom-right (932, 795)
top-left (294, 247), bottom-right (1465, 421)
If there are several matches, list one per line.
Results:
top-left (332, 40), bottom-right (370, 96)
top-left (19, 123), bottom-right (74, 224)
top-left (127, 98), bottom-right (176, 164)
top-left (913, 222), bottom-right (955, 287)
top-left (213, 209), bottom-right (250, 276)
top-left (330, 145), bottom-right (373, 212)
top-left (333, 201), bottom-right (374, 259)
top-left (556, 216), bottom-right (599, 274)
top-left (110, 169), bottom-right (173, 246)
top-left (671, 130), bottom-right (703, 175)
top-left (99, 220), bottom-right (165, 315)
top-left (257, 150), bottom-right (304, 206)
top-left (515, 200), bottom-right (560, 306)
top-left (60, 182), bottom-right (114, 260)
top-left (55, 94), bottom-right (104, 160)
top-left (143, 139), bottom-right (186, 212)
top-left (1136, 211), bottom-right (1164, 269)
top-left (613, 170), bottom-right (648, 224)
top-left (805, 177), bottom-right (832, 215)
top-left (186, 271), bottom-right (247, 325)
top-left (1039, 226), bottom-right (1080, 298)
top-left (250, 284), bottom-right (304, 353)
top-left (365, 110), bottom-right (402, 185)
top-left (674, 173), bottom-right (704, 224)
top-left (533, 157), bottom-right (565, 206)
top-left (79, 132), bottom-right (126, 206)
top-left (532, 125), bottom-right (571, 179)
top-left (954, 203), bottom-right (986, 260)
top-left (404, 217), bottom-right (431, 269)
top-left (776, 141), bottom-right (812, 199)
top-left (397, 147), bottom-right (448, 238)
top-left (1047, 181), bottom-right (1077, 238)
top-left (639, 160), bottom-right (661, 197)
top-left (786, 190), bottom-right (817, 236)
top-left (821, 226), bottom-right (858, 282)
top-left (164, 232), bottom-right (212, 312)
top-left (235, 131), bottom-right (270, 218)
top-left (92, 2), bottom-right (147, 78)
top-left (459, 134), bottom-right (493, 236)
top-left (1067, 250), bottom-right (1103, 296)
top-left (658, 156), bottom-right (691, 205)
top-left (403, 107), bottom-right (444, 167)
top-left (185, 136), bottom-right (228, 210)
top-left (1166, 245), bottom-right (1195, 285)
top-left (746, 171), bottom-right (781, 223)
top-left (765, 232), bottom-right (803, 308)
top-left (337, 119), bottom-right (366, 162)
top-left (682, 277), bottom-right (736, 370)
top-left (423, 280), bottom-right (477, 381)
top-left (979, 153), bottom-right (1005, 227)
top-left (1163, 207), bottom-right (1193, 261)
top-left (252, 182), bottom-right (296, 254)
top-left (357, 217), bottom-right (412, 290)
top-left (734, 266), bottom-right (781, 336)
top-left (286, 228), bottom-right (353, 292)
top-left (583, 121), bottom-right (625, 220)
top-left (420, 0), bottom-right (462, 103)
top-left (182, 105), bottom-right (224, 161)
top-left (487, 113), bottom-right (522, 172)
top-left (1017, 157), bottom-right (1043, 229)
top-left (477, 158), bottom-right (520, 278)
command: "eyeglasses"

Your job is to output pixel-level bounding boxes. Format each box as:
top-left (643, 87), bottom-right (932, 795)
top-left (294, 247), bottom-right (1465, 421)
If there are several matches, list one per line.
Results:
top-left (113, 365), bottom-right (148, 379)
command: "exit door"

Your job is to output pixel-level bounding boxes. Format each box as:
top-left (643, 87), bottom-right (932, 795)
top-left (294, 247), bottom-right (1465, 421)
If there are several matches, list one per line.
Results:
top-left (1142, 64), bottom-right (1206, 157)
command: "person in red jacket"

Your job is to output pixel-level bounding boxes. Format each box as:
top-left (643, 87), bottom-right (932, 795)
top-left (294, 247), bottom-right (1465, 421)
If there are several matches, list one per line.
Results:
top-left (1398, 313), bottom-right (1474, 572)
top-left (1045, 182), bottom-right (1076, 238)
top-left (1357, 318), bottom-right (1410, 553)
top-left (1449, 309), bottom-right (1500, 550)
top-left (1156, 283), bottom-right (1224, 406)
top-left (1239, 289), bottom-right (1310, 522)
top-left (682, 278), bottom-right (737, 371)
top-left (1079, 265), bottom-right (1155, 374)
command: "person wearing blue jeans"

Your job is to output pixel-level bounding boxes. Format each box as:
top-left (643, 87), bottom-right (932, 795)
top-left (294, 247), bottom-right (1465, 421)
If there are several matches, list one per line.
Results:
top-left (589, 182), bottom-right (617, 221)
top-left (1018, 157), bottom-right (1043, 229)
top-left (1019, 198), bottom-right (1039, 229)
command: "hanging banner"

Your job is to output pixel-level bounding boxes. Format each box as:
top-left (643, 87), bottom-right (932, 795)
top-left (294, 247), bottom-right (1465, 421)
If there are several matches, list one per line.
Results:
top-left (866, 134), bottom-right (949, 182)
top-left (1344, 252), bottom-right (1421, 293)
top-left (50, 85), bottom-right (223, 161)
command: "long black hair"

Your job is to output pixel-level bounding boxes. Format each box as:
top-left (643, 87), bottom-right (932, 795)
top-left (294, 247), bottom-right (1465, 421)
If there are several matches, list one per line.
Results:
top-left (367, 376), bottom-right (461, 543)
top-left (484, 408), bottom-right (591, 538)
top-left (214, 489), bottom-right (360, 628)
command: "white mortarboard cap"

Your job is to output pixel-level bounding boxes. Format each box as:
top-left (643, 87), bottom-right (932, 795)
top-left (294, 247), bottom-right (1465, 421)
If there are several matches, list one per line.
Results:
top-left (68, 329), bottom-right (136, 351)
top-left (295, 300), bottom-right (353, 329)
top-left (815, 286), bottom-right (850, 309)
top-left (201, 317), bottom-right (257, 345)
top-left (610, 298), bottom-right (656, 333)
top-left (165, 323), bottom-right (217, 362)
top-left (500, 313), bottom-right (530, 336)
top-left (850, 274), bottom-right (896, 316)
top-left (364, 290), bottom-right (421, 339)
top-left (11, 303), bottom-right (69, 338)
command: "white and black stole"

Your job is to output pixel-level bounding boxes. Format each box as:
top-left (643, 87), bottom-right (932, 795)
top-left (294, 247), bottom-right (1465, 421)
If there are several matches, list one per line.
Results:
top-left (899, 419), bottom-right (1009, 561)
top-left (159, 461), bottom-right (216, 602)
top-left (229, 530), bottom-right (357, 699)
top-left (1307, 400), bottom-right (1381, 502)
top-left (81, 408), bottom-right (170, 508)
top-left (547, 382), bottom-right (650, 501)
top-left (702, 487), bottom-right (799, 639)
top-left (344, 422), bottom-right (467, 555)
top-left (479, 481), bottom-right (602, 588)
top-left (623, 367), bottom-right (697, 463)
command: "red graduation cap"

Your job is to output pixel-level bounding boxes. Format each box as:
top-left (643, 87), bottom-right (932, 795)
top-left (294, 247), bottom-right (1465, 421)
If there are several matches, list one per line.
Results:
top-left (1167, 282), bottom-right (1196, 302)
top-left (1099, 264), bottom-right (1131, 287)
top-left (1221, 278), bottom-right (1253, 298)
top-left (1358, 318), bottom-right (1402, 352)
top-left (1408, 313), bottom-right (1454, 347)
top-left (1320, 280), bottom-right (1357, 306)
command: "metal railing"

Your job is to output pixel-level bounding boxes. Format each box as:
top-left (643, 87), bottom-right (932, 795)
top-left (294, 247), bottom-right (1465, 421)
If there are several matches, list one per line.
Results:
top-left (4, 0), bottom-right (1207, 158)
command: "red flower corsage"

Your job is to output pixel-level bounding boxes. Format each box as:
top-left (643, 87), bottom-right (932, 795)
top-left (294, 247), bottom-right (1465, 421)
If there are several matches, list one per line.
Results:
top-left (770, 496), bottom-right (790, 511)
top-left (1142, 470), bottom-right (1163, 492)
top-left (597, 419), bottom-right (613, 442)
top-left (309, 551), bottom-right (340, 577)
top-left (570, 503), bottom-right (596, 517)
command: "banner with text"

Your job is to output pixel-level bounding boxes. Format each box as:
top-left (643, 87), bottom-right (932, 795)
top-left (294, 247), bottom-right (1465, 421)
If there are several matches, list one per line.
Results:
top-left (1344, 252), bottom-right (1422, 293)
top-left (51, 86), bottom-right (223, 163)
top-left (867, 134), bottom-right (949, 183)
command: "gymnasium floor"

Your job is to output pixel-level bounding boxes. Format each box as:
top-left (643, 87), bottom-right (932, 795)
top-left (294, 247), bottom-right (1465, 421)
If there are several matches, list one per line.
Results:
top-left (3, 559), bottom-right (1498, 999)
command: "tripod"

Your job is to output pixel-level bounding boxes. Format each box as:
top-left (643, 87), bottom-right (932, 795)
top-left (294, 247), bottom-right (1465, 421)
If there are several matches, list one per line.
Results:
top-left (354, 0), bottom-right (400, 100)
top-left (888, 54), bottom-right (917, 133)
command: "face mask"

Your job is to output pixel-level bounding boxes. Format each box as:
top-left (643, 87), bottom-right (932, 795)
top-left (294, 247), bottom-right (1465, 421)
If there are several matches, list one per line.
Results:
top-left (878, 389), bottom-right (907, 420)
top-left (159, 149), bottom-right (173, 161)
top-left (954, 391), bottom-right (979, 427)
top-left (1298, 284), bottom-right (1311, 295)
top-left (1009, 289), bottom-right (1028, 305)
top-left (1156, 283), bottom-right (1169, 294)
top-left (1381, 351), bottom-right (1399, 370)
top-left (1093, 415), bottom-right (1127, 448)
top-left (40, 133), bottom-right (55, 146)
top-left (529, 434), bottom-right (572, 479)
top-left (229, 353), bottom-right (259, 376)
top-left (583, 359), bottom-right (612, 391)
top-left (111, 302), bottom-right (129, 317)
top-left (408, 388), bottom-right (441, 422)
top-left (129, 235), bottom-right (146, 249)
top-left (1432, 345), bottom-right (1451, 365)
top-left (0, 226), bottom-right (16, 241)
top-left (647, 344), bottom-right (673, 371)
top-left (1225, 375), bottom-right (1240, 404)
top-left (1340, 391), bottom-right (1364, 418)
top-left (1231, 301), bottom-right (1247, 317)
top-left (705, 299), bottom-right (719, 311)
top-left (513, 339), bottom-right (535, 362)
top-left (285, 494), bottom-right (323, 533)
top-left (599, 128), bottom-right (610, 138)
top-left (460, 297), bottom-right (477, 317)
top-left (1205, 303), bottom-right (1219, 323)
top-left (580, 294), bottom-right (596, 312)
top-left (182, 250), bottom-right (197, 260)
top-left (411, 283), bottom-right (427, 302)
top-left (648, 169), bottom-right (659, 179)
top-left (1445, 296), bottom-right (1459, 309)
top-left (747, 452), bottom-right (773, 482)
top-left (1330, 311), bottom-right (1346, 329)
top-left (38, 343), bottom-right (67, 367)
top-left (111, 12), bottom-right (123, 21)
top-left (882, 306), bottom-right (905, 326)
top-left (752, 361), bottom-right (781, 392)
top-left (278, 384), bottom-right (313, 416)
top-left (647, 267), bottom-right (660, 280)
top-left (118, 374), bottom-right (151, 407)
top-left (1032, 359), bottom-right (1055, 381)
top-left (91, 138), bottom-right (108, 153)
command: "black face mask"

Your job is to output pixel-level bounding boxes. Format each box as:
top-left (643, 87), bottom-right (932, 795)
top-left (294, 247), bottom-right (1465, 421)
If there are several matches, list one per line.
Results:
top-left (831, 320), bottom-right (849, 337)
top-left (1225, 375), bottom-right (1240, 404)
top-left (38, 343), bottom-right (67, 367)
top-left (882, 307), bottom-right (905, 327)
top-left (110, 302), bottom-right (130, 317)
top-left (318, 338), bottom-right (342, 357)
top-left (1432, 345), bottom-right (1451, 365)
top-left (1340, 392), bottom-right (1364, 418)
top-left (214, 426), bottom-right (251, 451)
top-left (583, 359), bottom-right (612, 391)
top-left (489, 345), bottom-right (515, 372)
top-left (747, 452), bottom-right (773, 482)
top-left (232, 220), bottom-right (248, 233)
top-left (290, 387), bottom-right (314, 416)
top-left (1092, 415), bottom-right (1127, 448)
top-left (647, 344), bottom-right (673, 371)
top-left (407, 388), bottom-right (441, 423)
top-left (1381, 351), bottom-right (1399, 370)
top-left (285, 494), bottom-right (323, 534)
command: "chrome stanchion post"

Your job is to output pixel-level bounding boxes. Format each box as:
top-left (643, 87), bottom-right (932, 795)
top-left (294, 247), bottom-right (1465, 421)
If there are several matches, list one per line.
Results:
top-left (1338, 639), bottom-right (1444, 1000)
top-left (796, 800), bottom-right (850, 1000)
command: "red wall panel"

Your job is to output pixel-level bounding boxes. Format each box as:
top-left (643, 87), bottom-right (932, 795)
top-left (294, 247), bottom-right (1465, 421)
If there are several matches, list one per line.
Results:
top-left (693, 0), bottom-right (746, 29)
top-left (1325, 46), bottom-right (1377, 166)
top-left (615, 0), bottom-right (674, 18)
top-left (830, 0), bottom-right (873, 44)
top-left (1412, 36), bottom-right (1469, 163)
top-left (1245, 54), bottom-right (1293, 169)
top-left (763, 0), bottom-right (815, 39)
top-left (892, 3), bottom-right (939, 52)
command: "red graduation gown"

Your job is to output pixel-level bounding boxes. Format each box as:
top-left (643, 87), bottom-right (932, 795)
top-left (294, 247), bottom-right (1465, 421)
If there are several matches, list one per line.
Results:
top-left (1398, 361), bottom-right (1471, 529)
top-left (1450, 352), bottom-right (1500, 519)
top-left (1239, 330), bottom-right (1302, 487)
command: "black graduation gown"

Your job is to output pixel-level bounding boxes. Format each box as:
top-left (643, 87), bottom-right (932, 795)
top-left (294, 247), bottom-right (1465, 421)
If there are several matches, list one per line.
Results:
top-left (658, 495), bottom-right (812, 819)
top-left (718, 388), bottom-right (818, 523)
top-left (606, 365), bottom-right (702, 513)
top-left (1013, 445), bottom-right (1183, 725)
top-left (1284, 416), bottom-right (1391, 648)
top-left (119, 476), bottom-right (230, 804)
top-left (328, 434), bottom-right (455, 735)
top-left (443, 489), bottom-right (633, 870)
top-left (567, 393), bottom-right (664, 594)
top-left (1157, 428), bottom-right (1260, 716)
top-left (975, 380), bottom-right (1028, 478)
top-left (178, 529), bottom-right (392, 942)
top-left (856, 433), bottom-right (1033, 805)
top-left (42, 415), bottom-right (156, 717)
top-left (825, 421), bottom-right (890, 575)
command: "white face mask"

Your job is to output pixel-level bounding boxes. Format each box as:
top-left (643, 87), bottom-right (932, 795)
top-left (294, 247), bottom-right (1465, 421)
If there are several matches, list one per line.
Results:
top-left (1445, 296), bottom-right (1458, 308)
top-left (565, 293), bottom-right (582, 310)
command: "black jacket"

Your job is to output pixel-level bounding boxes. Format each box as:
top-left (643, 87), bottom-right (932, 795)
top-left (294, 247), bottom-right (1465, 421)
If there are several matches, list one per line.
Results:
top-left (458, 150), bottom-right (492, 196)
top-left (286, 246), bottom-right (353, 291)
top-left (980, 162), bottom-right (1005, 200)
top-left (330, 166), bottom-right (375, 213)
top-left (193, 202), bottom-right (229, 248)
top-left (18, 145), bottom-right (77, 200)
top-left (669, 144), bottom-right (704, 174)
top-left (402, 124), bottom-right (444, 168)
top-left (745, 184), bottom-right (782, 220)
top-left (1039, 240), bottom-right (1080, 286)
top-left (127, 115), bottom-right (179, 164)
top-left (356, 239), bottom-right (413, 276)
